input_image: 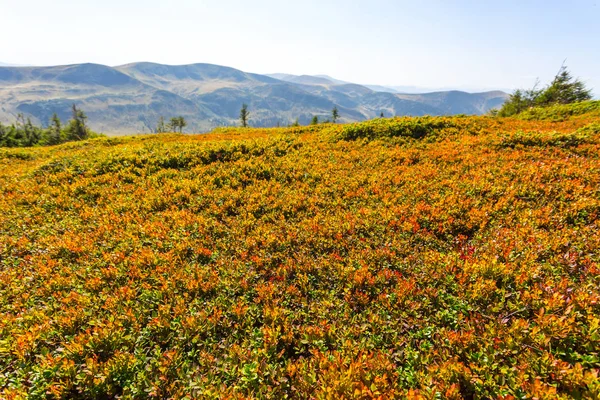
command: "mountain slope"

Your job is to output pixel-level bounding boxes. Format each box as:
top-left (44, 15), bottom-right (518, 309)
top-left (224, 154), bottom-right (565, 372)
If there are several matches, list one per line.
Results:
top-left (397, 90), bottom-right (509, 115)
top-left (0, 63), bottom-right (508, 133)
top-left (0, 63), bottom-right (221, 133)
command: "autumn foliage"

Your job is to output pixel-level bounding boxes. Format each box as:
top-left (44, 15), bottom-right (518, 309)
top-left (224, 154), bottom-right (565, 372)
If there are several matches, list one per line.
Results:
top-left (1, 103), bottom-right (599, 398)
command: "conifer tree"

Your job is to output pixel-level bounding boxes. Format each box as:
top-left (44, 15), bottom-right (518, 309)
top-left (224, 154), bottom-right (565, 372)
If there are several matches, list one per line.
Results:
top-left (48, 113), bottom-right (63, 145)
top-left (332, 106), bottom-right (339, 123)
top-left (240, 104), bottom-right (250, 127)
top-left (156, 116), bottom-right (167, 133)
top-left (536, 65), bottom-right (592, 105)
top-left (177, 116), bottom-right (187, 133)
top-left (66, 104), bottom-right (89, 140)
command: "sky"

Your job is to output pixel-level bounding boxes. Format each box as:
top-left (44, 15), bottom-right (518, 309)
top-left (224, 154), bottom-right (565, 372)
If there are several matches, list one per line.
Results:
top-left (1, 0), bottom-right (599, 93)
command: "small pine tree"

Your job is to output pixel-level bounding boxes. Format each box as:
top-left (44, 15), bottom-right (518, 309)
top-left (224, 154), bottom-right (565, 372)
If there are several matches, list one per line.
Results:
top-left (291, 118), bottom-right (300, 127)
top-left (65, 104), bottom-right (89, 141)
top-left (536, 65), bottom-right (592, 105)
top-left (177, 116), bottom-right (187, 133)
top-left (332, 106), bottom-right (339, 123)
top-left (240, 104), bottom-right (250, 128)
top-left (311, 116), bottom-right (319, 125)
top-left (380, 112), bottom-right (385, 118)
top-left (156, 116), bottom-right (167, 133)
top-left (47, 113), bottom-right (63, 145)
top-left (23, 117), bottom-right (41, 147)
top-left (497, 89), bottom-right (530, 116)
top-left (169, 117), bottom-right (179, 132)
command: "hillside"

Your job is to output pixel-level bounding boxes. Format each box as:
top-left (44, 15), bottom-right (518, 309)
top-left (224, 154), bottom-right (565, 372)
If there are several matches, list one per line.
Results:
top-left (0, 63), bottom-right (508, 133)
top-left (1, 104), bottom-right (599, 398)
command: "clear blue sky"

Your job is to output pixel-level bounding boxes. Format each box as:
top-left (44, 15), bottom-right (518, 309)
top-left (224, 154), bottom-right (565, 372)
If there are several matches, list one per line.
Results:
top-left (1, 0), bottom-right (598, 92)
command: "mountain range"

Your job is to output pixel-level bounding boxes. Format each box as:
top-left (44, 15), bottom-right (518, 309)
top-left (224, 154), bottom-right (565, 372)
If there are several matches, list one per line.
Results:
top-left (0, 62), bottom-right (509, 133)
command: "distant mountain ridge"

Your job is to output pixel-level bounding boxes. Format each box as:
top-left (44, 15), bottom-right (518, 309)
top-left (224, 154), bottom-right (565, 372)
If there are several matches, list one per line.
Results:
top-left (0, 62), bottom-right (509, 133)
top-left (0, 62), bottom-right (30, 67)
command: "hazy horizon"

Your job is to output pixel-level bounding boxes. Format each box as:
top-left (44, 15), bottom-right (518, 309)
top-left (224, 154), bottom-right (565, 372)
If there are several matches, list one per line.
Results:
top-left (1, 0), bottom-right (599, 94)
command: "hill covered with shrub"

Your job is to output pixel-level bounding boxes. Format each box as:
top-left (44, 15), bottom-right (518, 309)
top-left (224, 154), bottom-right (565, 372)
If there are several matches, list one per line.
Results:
top-left (0, 103), bottom-right (599, 398)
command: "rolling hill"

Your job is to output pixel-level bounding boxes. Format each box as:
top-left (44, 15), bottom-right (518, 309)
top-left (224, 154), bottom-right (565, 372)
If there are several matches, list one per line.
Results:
top-left (0, 62), bottom-right (509, 133)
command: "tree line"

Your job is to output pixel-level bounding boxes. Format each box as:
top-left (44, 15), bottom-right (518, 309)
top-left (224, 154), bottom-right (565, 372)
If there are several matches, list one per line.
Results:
top-left (238, 104), bottom-right (342, 128)
top-left (0, 104), bottom-right (101, 148)
top-left (495, 64), bottom-right (593, 117)
top-left (155, 116), bottom-right (187, 133)
top-left (239, 104), bottom-right (344, 128)
top-left (306, 106), bottom-right (340, 126)
top-left (153, 105), bottom-right (346, 133)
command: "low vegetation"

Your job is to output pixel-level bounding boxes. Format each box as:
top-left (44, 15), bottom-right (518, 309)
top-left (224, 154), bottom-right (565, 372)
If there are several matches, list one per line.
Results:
top-left (515, 100), bottom-right (600, 122)
top-left (0, 102), bottom-right (599, 398)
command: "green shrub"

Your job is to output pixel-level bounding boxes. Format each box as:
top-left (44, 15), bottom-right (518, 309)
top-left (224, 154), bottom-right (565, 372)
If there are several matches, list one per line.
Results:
top-left (516, 101), bottom-right (600, 121)
top-left (336, 116), bottom-right (454, 141)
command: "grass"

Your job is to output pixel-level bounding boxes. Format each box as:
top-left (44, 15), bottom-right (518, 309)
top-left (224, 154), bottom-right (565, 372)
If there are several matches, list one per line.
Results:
top-left (515, 100), bottom-right (600, 122)
top-left (1, 103), bottom-right (599, 399)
